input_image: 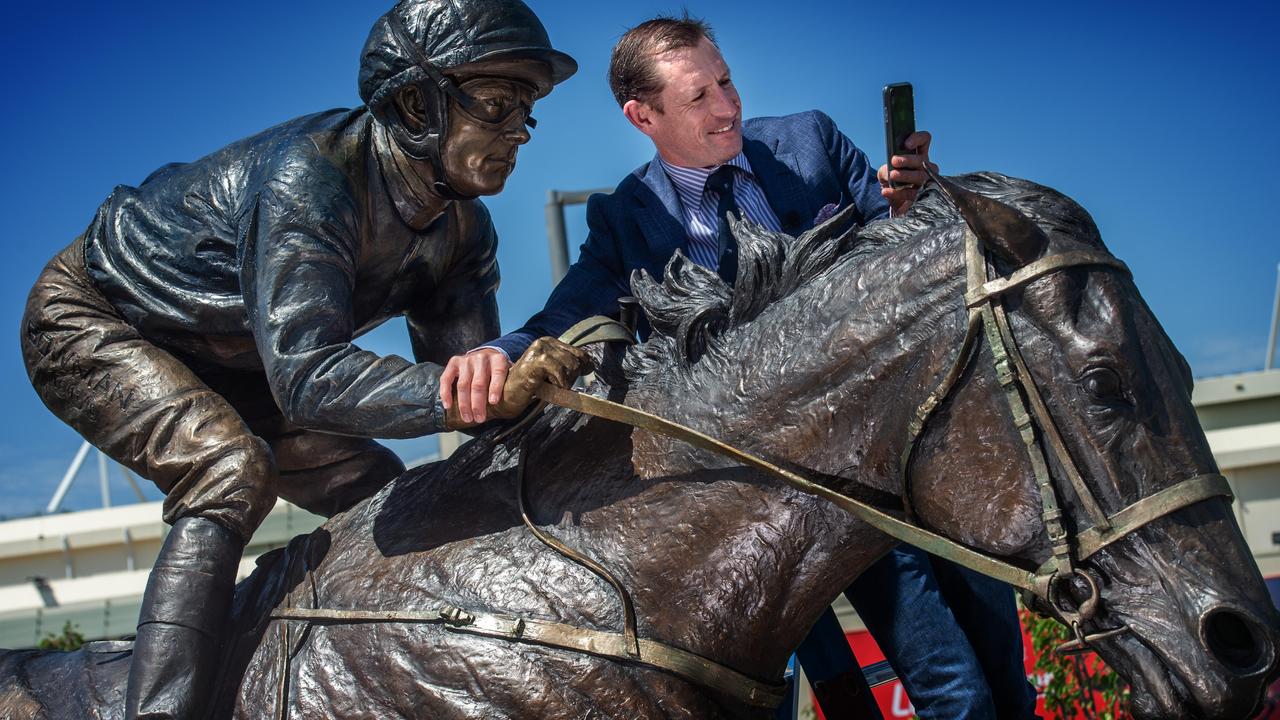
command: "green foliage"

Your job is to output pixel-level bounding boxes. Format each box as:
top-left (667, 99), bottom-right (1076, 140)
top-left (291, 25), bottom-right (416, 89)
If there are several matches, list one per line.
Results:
top-left (1021, 609), bottom-right (1130, 719)
top-left (37, 621), bottom-right (86, 652)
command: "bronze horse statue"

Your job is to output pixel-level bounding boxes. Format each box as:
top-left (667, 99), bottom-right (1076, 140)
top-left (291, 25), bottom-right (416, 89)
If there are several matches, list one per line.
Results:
top-left (2, 173), bottom-right (1277, 719)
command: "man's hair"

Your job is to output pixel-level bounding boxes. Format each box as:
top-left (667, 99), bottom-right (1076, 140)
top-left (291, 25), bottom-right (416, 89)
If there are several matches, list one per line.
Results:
top-left (608, 15), bottom-right (716, 111)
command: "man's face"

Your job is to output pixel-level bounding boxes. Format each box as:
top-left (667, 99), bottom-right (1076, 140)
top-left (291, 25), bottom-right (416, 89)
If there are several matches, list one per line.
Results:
top-left (440, 68), bottom-right (541, 196)
top-left (632, 37), bottom-right (742, 168)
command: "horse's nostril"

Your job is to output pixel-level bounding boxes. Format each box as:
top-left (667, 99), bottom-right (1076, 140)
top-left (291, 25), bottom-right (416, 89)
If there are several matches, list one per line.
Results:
top-left (1202, 608), bottom-right (1267, 674)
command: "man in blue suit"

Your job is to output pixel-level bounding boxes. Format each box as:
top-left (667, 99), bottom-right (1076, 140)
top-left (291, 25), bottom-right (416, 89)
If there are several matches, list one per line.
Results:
top-left (441, 15), bottom-right (1038, 719)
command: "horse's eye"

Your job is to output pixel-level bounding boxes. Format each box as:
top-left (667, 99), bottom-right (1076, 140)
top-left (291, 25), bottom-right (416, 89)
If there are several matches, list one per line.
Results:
top-left (1083, 367), bottom-right (1125, 402)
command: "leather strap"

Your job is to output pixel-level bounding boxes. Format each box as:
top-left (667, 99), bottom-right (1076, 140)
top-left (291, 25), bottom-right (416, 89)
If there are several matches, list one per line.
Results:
top-left (515, 436), bottom-right (641, 659)
top-left (270, 604), bottom-right (786, 708)
top-left (1074, 473), bottom-right (1232, 559)
top-left (559, 315), bottom-right (637, 348)
top-left (965, 251), bottom-right (1129, 308)
top-left (535, 383), bottom-right (1041, 592)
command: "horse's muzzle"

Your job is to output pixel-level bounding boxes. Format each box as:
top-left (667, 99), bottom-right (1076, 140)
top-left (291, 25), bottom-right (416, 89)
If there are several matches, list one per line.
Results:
top-left (1188, 603), bottom-right (1280, 719)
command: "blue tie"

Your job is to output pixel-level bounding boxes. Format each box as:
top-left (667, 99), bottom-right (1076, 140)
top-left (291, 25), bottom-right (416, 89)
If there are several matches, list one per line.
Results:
top-left (705, 166), bottom-right (740, 286)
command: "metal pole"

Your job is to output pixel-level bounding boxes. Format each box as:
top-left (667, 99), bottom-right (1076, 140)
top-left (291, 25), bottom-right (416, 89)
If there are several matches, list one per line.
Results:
top-left (98, 449), bottom-right (111, 509)
top-left (123, 528), bottom-right (135, 572)
top-left (62, 536), bottom-right (74, 579)
top-left (1266, 262), bottom-right (1279, 370)
top-left (544, 188), bottom-right (612, 284)
top-left (46, 441), bottom-right (93, 514)
top-left (545, 190), bottom-right (570, 283)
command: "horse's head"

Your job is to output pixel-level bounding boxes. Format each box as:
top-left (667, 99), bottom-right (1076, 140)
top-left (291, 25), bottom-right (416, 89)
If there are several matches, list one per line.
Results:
top-left (902, 173), bottom-right (1279, 719)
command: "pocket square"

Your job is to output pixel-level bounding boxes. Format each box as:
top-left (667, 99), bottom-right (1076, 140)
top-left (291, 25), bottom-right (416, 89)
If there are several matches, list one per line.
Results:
top-left (814, 202), bottom-right (840, 225)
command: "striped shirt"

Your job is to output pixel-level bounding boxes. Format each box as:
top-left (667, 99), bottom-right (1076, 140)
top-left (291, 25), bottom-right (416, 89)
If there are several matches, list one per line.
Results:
top-left (657, 152), bottom-right (782, 270)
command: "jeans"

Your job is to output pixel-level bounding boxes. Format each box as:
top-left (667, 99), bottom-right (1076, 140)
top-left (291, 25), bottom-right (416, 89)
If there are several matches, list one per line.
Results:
top-left (842, 546), bottom-right (1039, 719)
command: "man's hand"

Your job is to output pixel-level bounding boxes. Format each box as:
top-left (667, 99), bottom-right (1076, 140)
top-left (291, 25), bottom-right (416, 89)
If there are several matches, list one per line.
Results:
top-left (442, 338), bottom-right (590, 429)
top-left (877, 130), bottom-right (939, 216)
top-left (440, 347), bottom-right (510, 425)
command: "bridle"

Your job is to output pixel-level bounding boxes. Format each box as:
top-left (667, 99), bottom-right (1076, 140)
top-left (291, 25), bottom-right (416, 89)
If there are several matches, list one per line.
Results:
top-left (897, 176), bottom-right (1232, 651)
top-left (267, 181), bottom-right (1232, 712)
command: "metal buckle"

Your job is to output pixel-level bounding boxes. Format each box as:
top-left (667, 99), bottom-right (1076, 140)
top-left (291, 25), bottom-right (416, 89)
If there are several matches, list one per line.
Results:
top-left (1047, 568), bottom-right (1101, 626)
top-left (439, 605), bottom-right (475, 626)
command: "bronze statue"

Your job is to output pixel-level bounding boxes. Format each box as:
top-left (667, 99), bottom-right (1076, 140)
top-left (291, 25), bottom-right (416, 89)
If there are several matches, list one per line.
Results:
top-left (5, 173), bottom-right (1277, 719)
top-left (16, 1), bottom-right (585, 718)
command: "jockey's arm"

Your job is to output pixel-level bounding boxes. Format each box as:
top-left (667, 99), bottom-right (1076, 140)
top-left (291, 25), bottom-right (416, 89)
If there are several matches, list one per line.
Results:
top-left (443, 194), bottom-right (629, 424)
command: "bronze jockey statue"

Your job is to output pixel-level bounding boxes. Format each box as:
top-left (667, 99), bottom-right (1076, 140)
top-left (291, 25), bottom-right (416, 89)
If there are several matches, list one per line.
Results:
top-left (19, 1), bottom-right (587, 717)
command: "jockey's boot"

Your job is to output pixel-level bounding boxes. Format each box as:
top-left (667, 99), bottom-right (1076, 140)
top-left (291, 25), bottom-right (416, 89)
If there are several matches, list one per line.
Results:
top-left (125, 516), bottom-right (244, 720)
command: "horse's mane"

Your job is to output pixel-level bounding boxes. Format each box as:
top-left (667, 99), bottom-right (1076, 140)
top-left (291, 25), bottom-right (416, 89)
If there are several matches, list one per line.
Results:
top-left (623, 171), bottom-right (1103, 379)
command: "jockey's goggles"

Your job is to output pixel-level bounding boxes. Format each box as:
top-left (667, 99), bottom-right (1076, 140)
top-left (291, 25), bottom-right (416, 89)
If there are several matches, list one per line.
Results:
top-left (453, 77), bottom-right (539, 131)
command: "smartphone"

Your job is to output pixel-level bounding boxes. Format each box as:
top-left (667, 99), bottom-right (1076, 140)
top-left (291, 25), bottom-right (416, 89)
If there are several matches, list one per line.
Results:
top-left (883, 82), bottom-right (915, 189)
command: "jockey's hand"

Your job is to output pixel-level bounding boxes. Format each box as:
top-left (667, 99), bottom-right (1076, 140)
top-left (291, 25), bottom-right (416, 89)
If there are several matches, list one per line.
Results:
top-left (440, 347), bottom-right (510, 426)
top-left (444, 338), bottom-right (590, 429)
top-left (878, 130), bottom-right (939, 217)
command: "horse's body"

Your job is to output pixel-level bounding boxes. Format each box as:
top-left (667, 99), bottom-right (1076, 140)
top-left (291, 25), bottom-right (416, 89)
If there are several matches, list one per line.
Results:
top-left (3, 173), bottom-right (1276, 719)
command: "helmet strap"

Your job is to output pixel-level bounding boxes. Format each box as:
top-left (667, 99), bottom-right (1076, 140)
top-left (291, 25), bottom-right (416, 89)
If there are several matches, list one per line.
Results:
top-left (383, 12), bottom-right (478, 200)
top-left (383, 121), bottom-right (478, 203)
top-left (386, 13), bottom-right (474, 110)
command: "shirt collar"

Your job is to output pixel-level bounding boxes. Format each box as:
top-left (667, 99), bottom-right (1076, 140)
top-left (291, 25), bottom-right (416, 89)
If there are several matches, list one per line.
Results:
top-left (657, 152), bottom-right (755, 211)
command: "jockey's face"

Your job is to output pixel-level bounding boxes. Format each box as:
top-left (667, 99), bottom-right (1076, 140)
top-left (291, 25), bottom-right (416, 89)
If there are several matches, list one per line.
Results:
top-left (440, 59), bottom-right (549, 196)
top-left (624, 37), bottom-right (742, 168)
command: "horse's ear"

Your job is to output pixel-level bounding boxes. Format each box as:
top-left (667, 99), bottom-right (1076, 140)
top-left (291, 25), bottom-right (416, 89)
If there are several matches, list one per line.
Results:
top-left (932, 175), bottom-right (1048, 266)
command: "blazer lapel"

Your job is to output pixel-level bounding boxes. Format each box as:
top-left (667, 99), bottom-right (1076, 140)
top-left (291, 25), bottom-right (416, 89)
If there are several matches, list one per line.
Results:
top-left (743, 137), bottom-right (817, 235)
top-left (631, 160), bottom-right (689, 273)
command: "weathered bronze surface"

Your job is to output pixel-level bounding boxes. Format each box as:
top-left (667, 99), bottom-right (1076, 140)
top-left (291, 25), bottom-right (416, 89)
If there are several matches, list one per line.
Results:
top-left (4, 173), bottom-right (1277, 719)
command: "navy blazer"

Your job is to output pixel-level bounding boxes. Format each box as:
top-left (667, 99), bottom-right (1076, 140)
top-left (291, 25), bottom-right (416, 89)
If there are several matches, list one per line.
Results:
top-left (490, 109), bottom-right (889, 360)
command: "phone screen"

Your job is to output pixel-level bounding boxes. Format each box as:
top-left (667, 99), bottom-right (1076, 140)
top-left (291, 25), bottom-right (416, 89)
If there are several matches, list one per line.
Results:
top-left (883, 82), bottom-right (916, 189)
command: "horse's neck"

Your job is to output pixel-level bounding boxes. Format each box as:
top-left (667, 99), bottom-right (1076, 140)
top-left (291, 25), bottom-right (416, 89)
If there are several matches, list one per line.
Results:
top-left (660, 229), bottom-right (969, 491)
top-left (569, 230), bottom-right (971, 678)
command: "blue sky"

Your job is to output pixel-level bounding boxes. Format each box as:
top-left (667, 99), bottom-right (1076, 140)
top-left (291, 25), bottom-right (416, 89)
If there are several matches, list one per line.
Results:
top-left (0, 0), bottom-right (1277, 516)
